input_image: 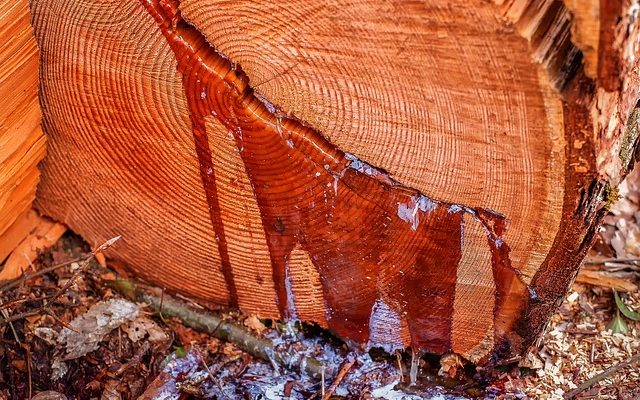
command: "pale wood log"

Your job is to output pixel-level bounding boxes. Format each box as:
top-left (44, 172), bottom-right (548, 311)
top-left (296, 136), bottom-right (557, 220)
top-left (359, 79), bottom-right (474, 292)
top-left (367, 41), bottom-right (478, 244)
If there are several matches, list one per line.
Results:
top-left (575, 268), bottom-right (639, 292)
top-left (0, 209), bottom-right (40, 263)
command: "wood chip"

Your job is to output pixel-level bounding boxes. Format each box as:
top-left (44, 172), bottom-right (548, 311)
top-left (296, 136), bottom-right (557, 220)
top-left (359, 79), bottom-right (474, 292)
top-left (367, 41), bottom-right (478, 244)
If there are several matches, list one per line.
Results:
top-left (0, 216), bottom-right (66, 282)
top-left (576, 269), bottom-right (638, 292)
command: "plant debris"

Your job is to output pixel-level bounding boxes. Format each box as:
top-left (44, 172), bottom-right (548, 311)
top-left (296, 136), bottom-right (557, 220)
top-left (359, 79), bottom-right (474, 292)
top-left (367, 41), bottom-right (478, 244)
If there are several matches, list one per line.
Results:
top-left (0, 235), bottom-right (172, 399)
top-left (517, 167), bottom-right (640, 399)
top-left (0, 234), bottom-right (476, 399)
top-left (2, 167), bottom-right (640, 398)
top-left (56, 299), bottom-right (139, 361)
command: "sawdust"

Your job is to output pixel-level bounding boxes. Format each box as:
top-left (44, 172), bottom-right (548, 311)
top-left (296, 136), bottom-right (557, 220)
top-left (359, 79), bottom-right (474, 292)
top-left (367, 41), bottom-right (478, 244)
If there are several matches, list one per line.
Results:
top-left (520, 286), bottom-right (640, 399)
top-left (2, 170), bottom-right (640, 399)
top-left (517, 167), bottom-right (640, 399)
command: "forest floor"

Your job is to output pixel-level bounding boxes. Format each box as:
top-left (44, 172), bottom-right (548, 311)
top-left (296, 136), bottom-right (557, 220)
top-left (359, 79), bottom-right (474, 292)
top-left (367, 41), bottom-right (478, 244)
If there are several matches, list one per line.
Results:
top-left (1, 172), bottom-right (640, 399)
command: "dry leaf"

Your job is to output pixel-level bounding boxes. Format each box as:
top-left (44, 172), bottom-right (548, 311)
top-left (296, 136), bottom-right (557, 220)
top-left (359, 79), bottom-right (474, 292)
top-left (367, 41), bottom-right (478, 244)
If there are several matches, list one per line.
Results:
top-left (245, 315), bottom-right (267, 334)
top-left (56, 299), bottom-right (139, 360)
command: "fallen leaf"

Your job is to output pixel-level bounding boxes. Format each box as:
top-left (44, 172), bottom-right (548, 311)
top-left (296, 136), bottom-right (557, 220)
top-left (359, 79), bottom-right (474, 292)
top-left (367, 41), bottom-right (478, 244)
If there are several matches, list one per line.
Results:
top-left (56, 298), bottom-right (139, 360)
top-left (122, 317), bottom-right (169, 344)
top-left (31, 391), bottom-right (67, 400)
top-left (614, 291), bottom-right (640, 321)
top-left (245, 315), bottom-right (267, 334)
top-left (100, 380), bottom-right (121, 400)
top-left (607, 310), bottom-right (629, 334)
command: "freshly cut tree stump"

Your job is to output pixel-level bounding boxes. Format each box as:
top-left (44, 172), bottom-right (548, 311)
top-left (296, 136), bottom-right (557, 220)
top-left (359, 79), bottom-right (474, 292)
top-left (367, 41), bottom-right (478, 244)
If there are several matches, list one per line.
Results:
top-left (29, 0), bottom-right (640, 364)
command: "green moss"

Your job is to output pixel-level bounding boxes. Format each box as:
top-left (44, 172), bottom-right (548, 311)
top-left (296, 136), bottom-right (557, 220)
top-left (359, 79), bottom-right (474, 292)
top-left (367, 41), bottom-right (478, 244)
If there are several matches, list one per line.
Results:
top-left (619, 106), bottom-right (640, 170)
top-left (604, 183), bottom-right (620, 210)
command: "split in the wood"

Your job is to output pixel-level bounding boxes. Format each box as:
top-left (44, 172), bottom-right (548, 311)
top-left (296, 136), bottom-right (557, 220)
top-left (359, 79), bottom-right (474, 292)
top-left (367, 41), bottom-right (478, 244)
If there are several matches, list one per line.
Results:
top-left (141, 0), bottom-right (536, 362)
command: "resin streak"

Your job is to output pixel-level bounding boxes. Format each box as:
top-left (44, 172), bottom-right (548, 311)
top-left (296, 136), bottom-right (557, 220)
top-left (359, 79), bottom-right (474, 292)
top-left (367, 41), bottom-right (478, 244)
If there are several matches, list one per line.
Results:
top-left (142, 0), bottom-right (530, 356)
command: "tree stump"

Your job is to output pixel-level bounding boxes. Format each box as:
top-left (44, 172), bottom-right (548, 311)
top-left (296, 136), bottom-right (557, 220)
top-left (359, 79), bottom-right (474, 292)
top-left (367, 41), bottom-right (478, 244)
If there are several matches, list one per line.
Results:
top-left (28, 0), bottom-right (640, 364)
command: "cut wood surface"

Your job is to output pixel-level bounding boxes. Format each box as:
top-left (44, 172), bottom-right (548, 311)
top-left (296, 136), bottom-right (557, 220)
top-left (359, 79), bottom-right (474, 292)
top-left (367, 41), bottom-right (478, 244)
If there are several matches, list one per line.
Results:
top-left (28, 0), bottom-right (640, 364)
top-left (0, 209), bottom-right (40, 263)
top-left (0, 213), bottom-right (66, 281)
top-left (0, 0), bottom-right (46, 262)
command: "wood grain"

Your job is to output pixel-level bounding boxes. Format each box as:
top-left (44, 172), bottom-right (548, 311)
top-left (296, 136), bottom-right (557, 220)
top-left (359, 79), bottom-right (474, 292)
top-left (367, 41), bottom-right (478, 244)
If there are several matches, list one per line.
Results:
top-left (30, 0), bottom-right (640, 364)
top-left (0, 0), bottom-right (46, 264)
top-left (0, 209), bottom-right (40, 263)
top-left (0, 215), bottom-right (66, 281)
top-left (179, 0), bottom-right (567, 284)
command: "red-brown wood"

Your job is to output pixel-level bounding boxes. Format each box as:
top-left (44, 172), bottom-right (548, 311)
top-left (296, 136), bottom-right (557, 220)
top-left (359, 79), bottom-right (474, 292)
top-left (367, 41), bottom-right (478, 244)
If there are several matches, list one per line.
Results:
top-left (27, 0), bottom-right (640, 364)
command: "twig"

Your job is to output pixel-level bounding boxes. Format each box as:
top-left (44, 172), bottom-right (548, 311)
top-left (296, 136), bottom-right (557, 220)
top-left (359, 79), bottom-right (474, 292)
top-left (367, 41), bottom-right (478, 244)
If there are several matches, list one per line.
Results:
top-left (0, 236), bottom-right (120, 294)
top-left (108, 279), bottom-right (329, 378)
top-left (193, 348), bottom-right (233, 400)
top-left (0, 310), bottom-right (41, 326)
top-left (0, 256), bottom-right (87, 294)
top-left (44, 236), bottom-right (121, 308)
top-left (0, 237), bottom-right (121, 328)
top-left (321, 353), bottom-right (356, 400)
top-left (0, 295), bottom-right (54, 311)
top-left (265, 347), bottom-right (281, 375)
top-left (564, 353), bottom-right (640, 399)
top-left (584, 257), bottom-right (640, 264)
top-left (158, 288), bottom-right (166, 323)
top-left (409, 348), bottom-right (422, 386)
top-left (1, 308), bottom-right (21, 345)
top-left (233, 355), bottom-right (251, 378)
top-left (23, 344), bottom-right (32, 400)
top-left (117, 327), bottom-right (122, 359)
top-left (117, 341), bottom-right (150, 375)
top-left (46, 308), bottom-right (78, 333)
top-left (396, 350), bottom-right (404, 383)
top-left (196, 348), bottom-right (216, 381)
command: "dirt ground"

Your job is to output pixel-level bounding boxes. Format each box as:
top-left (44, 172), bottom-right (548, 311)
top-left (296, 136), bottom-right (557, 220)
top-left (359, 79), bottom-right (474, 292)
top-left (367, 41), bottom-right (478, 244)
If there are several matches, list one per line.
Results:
top-left (1, 171), bottom-right (640, 399)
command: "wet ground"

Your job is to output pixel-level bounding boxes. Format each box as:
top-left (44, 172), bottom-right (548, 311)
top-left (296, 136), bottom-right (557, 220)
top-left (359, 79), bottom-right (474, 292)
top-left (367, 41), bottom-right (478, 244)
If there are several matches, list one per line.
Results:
top-left (0, 233), bottom-right (522, 399)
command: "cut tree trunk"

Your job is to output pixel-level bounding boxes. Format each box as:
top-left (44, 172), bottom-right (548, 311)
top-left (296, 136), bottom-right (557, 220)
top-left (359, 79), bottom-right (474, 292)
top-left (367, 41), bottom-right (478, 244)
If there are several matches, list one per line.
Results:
top-left (25, 0), bottom-right (640, 364)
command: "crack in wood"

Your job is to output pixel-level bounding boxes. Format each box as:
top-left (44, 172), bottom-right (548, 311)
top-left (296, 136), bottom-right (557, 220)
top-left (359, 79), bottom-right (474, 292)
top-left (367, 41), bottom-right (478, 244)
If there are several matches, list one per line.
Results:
top-left (141, 0), bottom-right (532, 359)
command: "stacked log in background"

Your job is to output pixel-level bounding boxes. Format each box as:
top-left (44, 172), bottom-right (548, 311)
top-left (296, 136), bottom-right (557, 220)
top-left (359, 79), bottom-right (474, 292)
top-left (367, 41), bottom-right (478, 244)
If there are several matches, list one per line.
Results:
top-left (0, 0), bottom-right (64, 279)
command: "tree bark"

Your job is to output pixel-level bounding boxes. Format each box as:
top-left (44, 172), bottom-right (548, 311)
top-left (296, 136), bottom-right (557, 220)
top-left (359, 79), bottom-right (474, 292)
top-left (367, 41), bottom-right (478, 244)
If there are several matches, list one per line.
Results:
top-left (25, 0), bottom-right (640, 364)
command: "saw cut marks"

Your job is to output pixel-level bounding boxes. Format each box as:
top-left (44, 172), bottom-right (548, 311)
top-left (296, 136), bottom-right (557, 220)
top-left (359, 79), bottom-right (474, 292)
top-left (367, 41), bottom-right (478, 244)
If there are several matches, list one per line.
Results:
top-left (31, 0), bottom-right (639, 364)
top-left (140, 0), bottom-right (530, 357)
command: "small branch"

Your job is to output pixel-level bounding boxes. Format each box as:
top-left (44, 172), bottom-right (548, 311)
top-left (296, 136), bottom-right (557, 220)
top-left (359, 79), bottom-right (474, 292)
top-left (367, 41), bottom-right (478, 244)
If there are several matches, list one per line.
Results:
top-left (23, 344), bottom-right (32, 400)
top-left (47, 236), bottom-right (121, 306)
top-left (108, 279), bottom-right (329, 378)
top-left (0, 310), bottom-right (42, 326)
top-left (584, 257), bottom-right (640, 264)
top-left (321, 353), bottom-right (355, 400)
top-left (409, 348), bottom-right (422, 386)
top-left (116, 341), bottom-right (150, 376)
top-left (0, 235), bottom-right (120, 293)
top-left (0, 256), bottom-right (87, 294)
top-left (564, 353), bottom-right (640, 399)
top-left (1, 309), bottom-right (21, 344)
top-left (396, 350), bottom-right (404, 383)
top-left (0, 236), bottom-right (121, 327)
top-left (0, 296), bottom-right (48, 311)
